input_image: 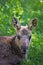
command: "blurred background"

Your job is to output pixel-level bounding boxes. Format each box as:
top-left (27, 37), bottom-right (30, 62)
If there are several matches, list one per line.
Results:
top-left (0, 0), bottom-right (43, 65)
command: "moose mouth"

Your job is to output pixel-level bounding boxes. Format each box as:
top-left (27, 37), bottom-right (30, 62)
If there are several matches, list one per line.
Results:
top-left (12, 45), bottom-right (27, 58)
top-left (10, 39), bottom-right (27, 58)
top-left (17, 47), bottom-right (28, 58)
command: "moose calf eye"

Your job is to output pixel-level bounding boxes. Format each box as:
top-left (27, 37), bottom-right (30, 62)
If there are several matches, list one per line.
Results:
top-left (28, 36), bottom-right (31, 40)
top-left (17, 35), bottom-right (21, 40)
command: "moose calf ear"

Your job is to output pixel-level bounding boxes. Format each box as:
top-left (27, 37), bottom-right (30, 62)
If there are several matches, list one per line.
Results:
top-left (12, 17), bottom-right (21, 30)
top-left (29, 18), bottom-right (37, 30)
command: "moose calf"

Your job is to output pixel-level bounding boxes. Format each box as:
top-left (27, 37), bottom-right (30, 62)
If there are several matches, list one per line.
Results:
top-left (0, 17), bottom-right (37, 65)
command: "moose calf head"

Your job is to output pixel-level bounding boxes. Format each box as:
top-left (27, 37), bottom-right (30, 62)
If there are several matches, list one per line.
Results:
top-left (12, 17), bottom-right (37, 58)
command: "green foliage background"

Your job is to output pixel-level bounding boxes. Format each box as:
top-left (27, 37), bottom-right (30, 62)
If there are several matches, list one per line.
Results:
top-left (0, 0), bottom-right (43, 65)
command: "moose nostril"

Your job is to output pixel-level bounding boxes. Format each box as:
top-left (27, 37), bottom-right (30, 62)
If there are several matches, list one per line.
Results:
top-left (23, 49), bottom-right (26, 53)
top-left (21, 46), bottom-right (27, 53)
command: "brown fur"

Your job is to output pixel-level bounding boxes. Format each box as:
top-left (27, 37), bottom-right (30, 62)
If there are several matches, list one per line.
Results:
top-left (0, 36), bottom-right (23, 65)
